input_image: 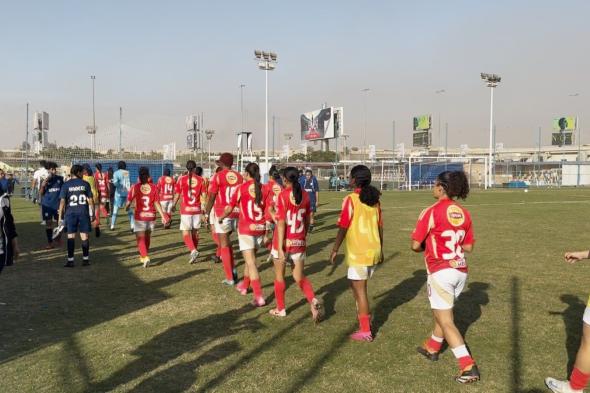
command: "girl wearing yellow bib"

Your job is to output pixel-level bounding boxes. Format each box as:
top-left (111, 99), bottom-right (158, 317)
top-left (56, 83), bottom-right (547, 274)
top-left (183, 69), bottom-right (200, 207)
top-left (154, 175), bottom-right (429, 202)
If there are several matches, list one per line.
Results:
top-left (330, 165), bottom-right (383, 342)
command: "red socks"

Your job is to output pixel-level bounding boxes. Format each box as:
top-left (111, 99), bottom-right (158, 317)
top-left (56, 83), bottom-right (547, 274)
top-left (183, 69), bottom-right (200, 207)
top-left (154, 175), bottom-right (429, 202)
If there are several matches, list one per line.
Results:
top-left (458, 356), bottom-right (475, 370)
top-left (251, 279), bottom-right (263, 298)
top-left (220, 247), bottom-right (234, 280)
top-left (451, 345), bottom-right (474, 369)
top-left (358, 314), bottom-right (371, 333)
top-left (570, 367), bottom-right (590, 390)
top-left (274, 280), bottom-right (286, 311)
top-left (427, 335), bottom-right (444, 352)
top-left (242, 276), bottom-right (251, 289)
top-left (137, 236), bottom-right (148, 257)
top-left (191, 232), bottom-right (199, 249)
top-left (298, 277), bottom-right (315, 303)
top-left (182, 233), bottom-right (196, 252)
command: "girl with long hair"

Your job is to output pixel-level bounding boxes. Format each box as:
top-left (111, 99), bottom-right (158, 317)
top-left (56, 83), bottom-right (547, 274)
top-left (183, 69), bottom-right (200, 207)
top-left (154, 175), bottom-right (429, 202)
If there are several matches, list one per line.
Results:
top-left (218, 163), bottom-right (272, 306)
top-left (269, 167), bottom-right (324, 322)
top-left (330, 165), bottom-right (383, 342)
top-left (125, 167), bottom-right (168, 267)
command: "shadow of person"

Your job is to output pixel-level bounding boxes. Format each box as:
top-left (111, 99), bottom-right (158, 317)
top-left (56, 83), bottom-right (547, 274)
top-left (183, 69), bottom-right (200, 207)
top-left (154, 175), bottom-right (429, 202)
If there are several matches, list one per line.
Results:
top-left (549, 294), bottom-right (586, 375)
top-left (454, 281), bottom-right (491, 339)
top-left (90, 305), bottom-right (264, 392)
top-left (127, 340), bottom-right (241, 393)
top-left (372, 269), bottom-right (426, 335)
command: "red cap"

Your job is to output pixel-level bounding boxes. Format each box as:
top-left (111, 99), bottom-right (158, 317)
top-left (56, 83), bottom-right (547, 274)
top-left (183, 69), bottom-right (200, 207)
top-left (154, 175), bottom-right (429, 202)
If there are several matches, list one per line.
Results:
top-left (216, 152), bottom-right (234, 168)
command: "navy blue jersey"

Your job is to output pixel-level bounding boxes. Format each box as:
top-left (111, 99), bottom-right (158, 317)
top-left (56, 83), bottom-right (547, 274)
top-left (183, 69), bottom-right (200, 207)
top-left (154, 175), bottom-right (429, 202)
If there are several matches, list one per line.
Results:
top-left (59, 178), bottom-right (92, 217)
top-left (41, 175), bottom-right (64, 210)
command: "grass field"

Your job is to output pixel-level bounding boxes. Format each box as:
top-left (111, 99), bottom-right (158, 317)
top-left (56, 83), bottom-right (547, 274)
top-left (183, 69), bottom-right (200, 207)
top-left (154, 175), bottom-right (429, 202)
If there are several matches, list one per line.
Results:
top-left (2, 188), bottom-right (590, 392)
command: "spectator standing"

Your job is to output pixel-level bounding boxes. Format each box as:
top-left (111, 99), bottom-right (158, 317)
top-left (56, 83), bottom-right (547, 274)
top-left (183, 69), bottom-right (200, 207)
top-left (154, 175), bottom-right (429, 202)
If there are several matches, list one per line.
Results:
top-left (300, 169), bottom-right (319, 232)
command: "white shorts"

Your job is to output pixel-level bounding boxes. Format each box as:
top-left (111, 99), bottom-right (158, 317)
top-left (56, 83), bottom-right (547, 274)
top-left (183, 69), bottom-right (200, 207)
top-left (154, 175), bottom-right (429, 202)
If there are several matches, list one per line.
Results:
top-left (583, 307), bottom-right (590, 325)
top-left (134, 220), bottom-right (155, 233)
top-left (214, 217), bottom-right (237, 234)
top-left (270, 248), bottom-right (305, 263)
top-left (347, 266), bottom-right (377, 281)
top-left (180, 214), bottom-right (202, 231)
top-left (160, 200), bottom-right (174, 214)
top-left (238, 234), bottom-right (264, 251)
top-left (427, 268), bottom-right (468, 310)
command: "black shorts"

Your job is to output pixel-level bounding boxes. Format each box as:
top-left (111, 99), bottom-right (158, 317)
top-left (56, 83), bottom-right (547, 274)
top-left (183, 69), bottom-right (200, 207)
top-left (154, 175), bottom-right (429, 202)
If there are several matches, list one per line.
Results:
top-left (65, 214), bottom-right (91, 234)
top-left (42, 206), bottom-right (59, 221)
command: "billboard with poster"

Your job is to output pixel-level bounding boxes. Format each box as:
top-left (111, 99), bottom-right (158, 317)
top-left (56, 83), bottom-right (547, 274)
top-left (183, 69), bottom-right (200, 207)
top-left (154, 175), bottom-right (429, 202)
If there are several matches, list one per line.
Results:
top-left (413, 114), bottom-right (431, 131)
top-left (552, 116), bottom-right (577, 131)
top-left (413, 131), bottom-right (430, 147)
top-left (300, 107), bottom-right (343, 141)
top-left (552, 132), bottom-right (573, 146)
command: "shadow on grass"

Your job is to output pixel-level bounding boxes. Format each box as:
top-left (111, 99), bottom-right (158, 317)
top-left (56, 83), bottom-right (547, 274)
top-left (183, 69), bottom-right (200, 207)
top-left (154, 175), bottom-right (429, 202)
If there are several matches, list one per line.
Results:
top-left (91, 305), bottom-right (261, 392)
top-left (549, 294), bottom-right (585, 375)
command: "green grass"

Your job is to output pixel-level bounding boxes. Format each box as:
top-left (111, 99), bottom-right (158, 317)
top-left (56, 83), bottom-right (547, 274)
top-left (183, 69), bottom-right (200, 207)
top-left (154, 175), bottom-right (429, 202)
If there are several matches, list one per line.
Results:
top-left (2, 188), bottom-right (590, 392)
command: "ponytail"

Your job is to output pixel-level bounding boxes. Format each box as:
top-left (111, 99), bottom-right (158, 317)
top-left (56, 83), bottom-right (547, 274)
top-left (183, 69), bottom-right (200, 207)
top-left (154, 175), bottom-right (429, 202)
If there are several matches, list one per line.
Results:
top-left (283, 166), bottom-right (302, 204)
top-left (245, 162), bottom-right (262, 205)
top-left (139, 166), bottom-right (150, 185)
top-left (437, 171), bottom-right (470, 200)
top-left (186, 160), bottom-right (197, 197)
top-left (350, 165), bottom-right (380, 207)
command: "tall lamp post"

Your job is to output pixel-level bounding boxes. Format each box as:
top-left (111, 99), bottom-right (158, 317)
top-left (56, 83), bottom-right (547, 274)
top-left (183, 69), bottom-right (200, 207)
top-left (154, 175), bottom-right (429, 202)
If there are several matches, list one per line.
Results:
top-left (361, 88), bottom-right (370, 161)
top-left (435, 89), bottom-right (446, 151)
top-left (89, 75), bottom-right (96, 159)
top-left (254, 50), bottom-right (277, 171)
top-left (481, 73), bottom-right (501, 188)
top-left (205, 129), bottom-right (215, 172)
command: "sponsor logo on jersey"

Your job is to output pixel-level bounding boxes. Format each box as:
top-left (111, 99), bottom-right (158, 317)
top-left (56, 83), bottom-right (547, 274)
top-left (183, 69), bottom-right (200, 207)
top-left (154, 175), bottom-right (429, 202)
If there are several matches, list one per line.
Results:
top-left (140, 184), bottom-right (152, 195)
top-left (446, 205), bottom-right (465, 227)
top-left (249, 223), bottom-right (265, 231)
top-left (286, 239), bottom-right (306, 247)
top-left (226, 172), bottom-right (238, 185)
top-left (165, 177), bottom-right (172, 184)
top-left (272, 184), bottom-right (281, 195)
top-left (189, 177), bottom-right (199, 187)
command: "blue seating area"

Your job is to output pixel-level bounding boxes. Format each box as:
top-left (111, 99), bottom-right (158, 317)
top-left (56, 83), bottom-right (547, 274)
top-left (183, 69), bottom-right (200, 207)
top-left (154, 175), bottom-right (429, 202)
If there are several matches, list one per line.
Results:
top-left (408, 162), bottom-right (464, 186)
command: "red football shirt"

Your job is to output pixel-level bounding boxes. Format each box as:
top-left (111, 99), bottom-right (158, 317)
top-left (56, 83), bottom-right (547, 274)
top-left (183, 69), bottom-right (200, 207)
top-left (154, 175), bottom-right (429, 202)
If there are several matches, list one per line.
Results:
top-left (229, 180), bottom-right (272, 236)
top-left (275, 188), bottom-right (311, 254)
top-left (411, 198), bottom-right (475, 274)
top-left (127, 183), bottom-right (159, 221)
top-left (265, 179), bottom-right (283, 222)
top-left (94, 171), bottom-right (109, 199)
top-left (175, 174), bottom-right (205, 215)
top-left (157, 176), bottom-right (176, 201)
top-left (208, 168), bottom-right (243, 218)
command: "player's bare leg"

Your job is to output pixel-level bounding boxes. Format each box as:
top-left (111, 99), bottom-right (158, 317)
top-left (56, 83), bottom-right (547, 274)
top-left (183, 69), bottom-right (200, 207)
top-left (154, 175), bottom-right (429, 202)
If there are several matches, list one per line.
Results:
top-left (433, 309), bottom-right (479, 383)
top-left (350, 280), bottom-right (372, 341)
top-left (293, 260), bottom-right (323, 323)
top-left (546, 323), bottom-right (590, 392)
top-left (270, 257), bottom-right (287, 317)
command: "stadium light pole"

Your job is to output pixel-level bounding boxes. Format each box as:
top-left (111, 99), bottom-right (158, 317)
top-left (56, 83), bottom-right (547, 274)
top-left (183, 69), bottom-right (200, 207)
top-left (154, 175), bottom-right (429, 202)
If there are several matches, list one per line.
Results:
top-left (254, 50), bottom-right (277, 171)
top-left (435, 89), bottom-right (446, 151)
top-left (205, 129), bottom-right (215, 171)
top-left (481, 73), bottom-right (501, 188)
top-left (361, 88), bottom-right (370, 162)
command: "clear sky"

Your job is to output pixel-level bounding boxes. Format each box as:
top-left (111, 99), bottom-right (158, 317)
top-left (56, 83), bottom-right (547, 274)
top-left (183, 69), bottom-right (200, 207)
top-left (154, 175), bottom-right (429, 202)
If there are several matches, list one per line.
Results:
top-left (1, 0), bottom-right (588, 152)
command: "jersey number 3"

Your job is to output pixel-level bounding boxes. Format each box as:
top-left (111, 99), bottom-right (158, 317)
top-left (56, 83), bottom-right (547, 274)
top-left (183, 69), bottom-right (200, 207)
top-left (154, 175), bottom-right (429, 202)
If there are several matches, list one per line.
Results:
top-left (441, 229), bottom-right (466, 260)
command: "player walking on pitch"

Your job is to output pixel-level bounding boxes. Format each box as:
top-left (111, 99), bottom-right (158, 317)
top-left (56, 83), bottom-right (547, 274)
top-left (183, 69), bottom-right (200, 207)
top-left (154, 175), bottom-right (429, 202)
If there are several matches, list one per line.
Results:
top-left (110, 161), bottom-right (134, 232)
top-left (204, 153), bottom-right (243, 285)
top-left (545, 251), bottom-right (590, 392)
top-left (411, 170), bottom-right (480, 384)
top-left (173, 161), bottom-right (206, 264)
top-left (58, 165), bottom-right (95, 267)
top-left (125, 167), bottom-right (168, 268)
top-left (39, 162), bottom-right (64, 249)
top-left (330, 165), bottom-right (383, 340)
top-left (269, 167), bottom-right (324, 321)
top-left (157, 168), bottom-right (175, 228)
top-left (217, 163), bottom-right (272, 306)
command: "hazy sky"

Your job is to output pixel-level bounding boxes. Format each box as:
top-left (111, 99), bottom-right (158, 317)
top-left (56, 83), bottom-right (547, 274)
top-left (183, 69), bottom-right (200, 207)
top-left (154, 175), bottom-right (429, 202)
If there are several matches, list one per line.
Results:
top-left (1, 0), bottom-right (588, 152)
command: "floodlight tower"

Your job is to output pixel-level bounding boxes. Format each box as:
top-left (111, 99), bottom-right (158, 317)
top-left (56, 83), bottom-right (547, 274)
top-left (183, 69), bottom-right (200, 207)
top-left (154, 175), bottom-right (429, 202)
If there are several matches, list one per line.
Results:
top-left (481, 73), bottom-right (501, 187)
top-left (89, 75), bottom-right (97, 158)
top-left (254, 50), bottom-right (278, 170)
top-left (361, 88), bottom-right (370, 161)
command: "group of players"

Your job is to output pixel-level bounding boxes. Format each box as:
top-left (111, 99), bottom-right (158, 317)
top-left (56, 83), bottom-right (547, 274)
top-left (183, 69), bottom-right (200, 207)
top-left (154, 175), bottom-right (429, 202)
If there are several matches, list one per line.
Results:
top-left (34, 151), bottom-right (590, 390)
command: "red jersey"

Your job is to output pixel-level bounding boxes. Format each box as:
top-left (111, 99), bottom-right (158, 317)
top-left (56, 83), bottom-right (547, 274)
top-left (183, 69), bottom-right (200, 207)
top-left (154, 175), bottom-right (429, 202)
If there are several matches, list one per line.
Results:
top-left (229, 180), bottom-right (272, 236)
top-left (94, 171), bottom-right (109, 199)
top-left (411, 198), bottom-right (474, 274)
top-left (208, 168), bottom-right (243, 218)
top-left (175, 174), bottom-right (205, 215)
top-left (127, 183), bottom-right (159, 221)
top-left (157, 176), bottom-right (176, 201)
top-left (275, 188), bottom-right (311, 254)
top-left (265, 178), bottom-right (284, 222)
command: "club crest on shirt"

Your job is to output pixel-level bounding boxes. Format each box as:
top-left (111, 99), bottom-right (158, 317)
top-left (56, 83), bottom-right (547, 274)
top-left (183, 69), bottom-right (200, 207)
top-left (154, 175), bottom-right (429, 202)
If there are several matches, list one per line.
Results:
top-left (226, 172), bottom-right (238, 185)
top-left (140, 184), bottom-right (152, 195)
top-left (446, 205), bottom-right (465, 227)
